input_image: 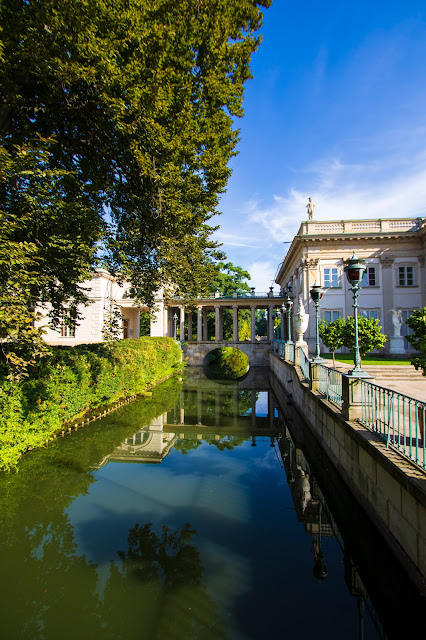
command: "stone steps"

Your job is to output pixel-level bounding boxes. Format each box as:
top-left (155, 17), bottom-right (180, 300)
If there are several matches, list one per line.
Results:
top-left (332, 363), bottom-right (424, 381)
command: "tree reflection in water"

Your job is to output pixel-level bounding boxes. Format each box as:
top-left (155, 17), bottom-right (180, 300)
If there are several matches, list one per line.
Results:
top-left (102, 522), bottom-right (225, 640)
top-left (206, 347), bottom-right (249, 380)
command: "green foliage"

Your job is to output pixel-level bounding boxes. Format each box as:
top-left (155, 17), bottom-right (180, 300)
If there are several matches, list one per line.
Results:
top-left (342, 316), bottom-right (387, 357)
top-left (208, 261), bottom-right (251, 296)
top-left (405, 307), bottom-right (426, 375)
top-left (207, 347), bottom-right (249, 380)
top-left (319, 315), bottom-right (387, 363)
top-left (0, 0), bottom-right (271, 344)
top-left (0, 337), bottom-right (183, 470)
top-left (140, 311), bottom-right (151, 337)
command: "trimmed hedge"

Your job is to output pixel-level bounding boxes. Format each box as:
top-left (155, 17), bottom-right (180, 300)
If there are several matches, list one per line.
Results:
top-left (0, 337), bottom-right (183, 471)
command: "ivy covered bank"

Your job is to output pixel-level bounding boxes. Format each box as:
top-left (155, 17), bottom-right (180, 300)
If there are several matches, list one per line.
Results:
top-left (0, 337), bottom-right (183, 471)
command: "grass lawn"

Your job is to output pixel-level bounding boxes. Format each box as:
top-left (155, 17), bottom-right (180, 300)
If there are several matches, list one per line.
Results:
top-left (322, 354), bottom-right (413, 366)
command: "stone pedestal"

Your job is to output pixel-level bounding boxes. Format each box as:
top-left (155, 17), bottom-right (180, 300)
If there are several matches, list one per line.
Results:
top-left (389, 335), bottom-right (406, 355)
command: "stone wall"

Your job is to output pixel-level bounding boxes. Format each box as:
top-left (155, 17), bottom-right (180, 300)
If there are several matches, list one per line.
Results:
top-left (269, 353), bottom-right (426, 587)
top-left (182, 341), bottom-right (272, 367)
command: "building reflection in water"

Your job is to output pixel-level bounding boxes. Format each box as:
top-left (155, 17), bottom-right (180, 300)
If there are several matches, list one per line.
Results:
top-left (278, 420), bottom-right (386, 640)
top-left (98, 384), bottom-right (389, 639)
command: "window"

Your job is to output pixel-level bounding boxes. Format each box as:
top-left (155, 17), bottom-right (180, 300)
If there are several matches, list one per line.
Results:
top-left (323, 267), bottom-right (339, 288)
top-left (360, 309), bottom-right (379, 320)
top-left (60, 310), bottom-right (76, 337)
top-left (323, 310), bottom-right (340, 324)
top-left (361, 266), bottom-right (377, 287)
top-left (398, 266), bottom-right (414, 286)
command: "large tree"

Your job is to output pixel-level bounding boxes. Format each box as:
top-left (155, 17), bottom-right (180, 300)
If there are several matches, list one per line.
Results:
top-left (0, 0), bottom-right (271, 363)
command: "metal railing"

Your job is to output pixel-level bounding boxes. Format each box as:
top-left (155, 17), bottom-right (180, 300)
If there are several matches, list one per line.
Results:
top-left (317, 364), bottom-right (343, 407)
top-left (298, 347), bottom-right (310, 382)
top-left (359, 380), bottom-right (426, 470)
top-left (272, 339), bottom-right (285, 357)
top-left (288, 343), bottom-right (295, 364)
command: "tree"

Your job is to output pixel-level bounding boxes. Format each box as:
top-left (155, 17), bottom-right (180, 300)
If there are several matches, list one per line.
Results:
top-left (319, 316), bottom-right (387, 365)
top-left (342, 316), bottom-right (387, 360)
top-left (208, 261), bottom-right (251, 296)
top-left (319, 317), bottom-right (345, 367)
top-left (0, 0), bottom-right (271, 368)
top-left (405, 308), bottom-right (426, 375)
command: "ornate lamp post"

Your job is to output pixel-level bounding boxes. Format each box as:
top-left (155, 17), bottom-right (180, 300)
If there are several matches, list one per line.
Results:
top-left (344, 253), bottom-right (367, 376)
top-left (285, 294), bottom-right (293, 343)
top-left (173, 312), bottom-right (178, 340)
top-left (310, 283), bottom-right (324, 363)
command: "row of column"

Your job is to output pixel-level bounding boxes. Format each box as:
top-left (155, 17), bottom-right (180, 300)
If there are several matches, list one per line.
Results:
top-left (168, 304), bottom-right (279, 342)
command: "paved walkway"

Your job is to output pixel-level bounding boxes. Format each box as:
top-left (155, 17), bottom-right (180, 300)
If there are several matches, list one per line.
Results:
top-left (326, 362), bottom-right (426, 403)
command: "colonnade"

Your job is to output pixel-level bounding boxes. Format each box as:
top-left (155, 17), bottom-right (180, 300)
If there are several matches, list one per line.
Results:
top-left (165, 302), bottom-right (284, 342)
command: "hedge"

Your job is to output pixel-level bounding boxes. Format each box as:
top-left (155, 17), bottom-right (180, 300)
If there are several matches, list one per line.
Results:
top-left (0, 337), bottom-right (183, 471)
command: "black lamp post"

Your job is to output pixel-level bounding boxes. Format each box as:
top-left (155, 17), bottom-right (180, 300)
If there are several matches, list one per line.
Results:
top-left (173, 312), bottom-right (178, 340)
top-left (285, 294), bottom-right (293, 343)
top-left (343, 253), bottom-right (367, 376)
top-left (310, 282), bottom-right (324, 363)
top-left (280, 304), bottom-right (285, 340)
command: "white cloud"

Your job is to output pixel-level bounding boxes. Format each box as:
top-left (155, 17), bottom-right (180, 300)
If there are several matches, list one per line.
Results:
top-left (248, 152), bottom-right (426, 244)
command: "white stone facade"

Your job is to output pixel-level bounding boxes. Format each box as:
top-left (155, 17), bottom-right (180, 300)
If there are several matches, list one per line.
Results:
top-left (38, 269), bottom-right (164, 345)
top-left (275, 217), bottom-right (426, 355)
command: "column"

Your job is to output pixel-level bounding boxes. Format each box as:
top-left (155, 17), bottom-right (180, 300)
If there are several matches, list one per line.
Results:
top-left (268, 305), bottom-right (274, 340)
top-left (180, 306), bottom-right (185, 341)
top-left (215, 305), bottom-right (220, 341)
top-left (251, 306), bottom-right (256, 342)
top-left (197, 305), bottom-right (203, 341)
top-left (188, 311), bottom-right (193, 341)
top-left (379, 256), bottom-right (395, 344)
top-left (233, 305), bottom-right (239, 341)
top-left (203, 309), bottom-right (208, 341)
top-left (163, 307), bottom-right (169, 337)
top-left (135, 310), bottom-right (140, 338)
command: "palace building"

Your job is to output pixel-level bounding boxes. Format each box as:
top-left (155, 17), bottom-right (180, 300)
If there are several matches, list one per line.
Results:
top-left (275, 216), bottom-right (426, 355)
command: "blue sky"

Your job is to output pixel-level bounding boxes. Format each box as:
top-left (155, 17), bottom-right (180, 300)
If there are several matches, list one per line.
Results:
top-left (214, 0), bottom-right (426, 291)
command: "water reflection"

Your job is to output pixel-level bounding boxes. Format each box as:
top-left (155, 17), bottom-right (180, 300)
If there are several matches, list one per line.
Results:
top-left (0, 371), bottom-right (422, 639)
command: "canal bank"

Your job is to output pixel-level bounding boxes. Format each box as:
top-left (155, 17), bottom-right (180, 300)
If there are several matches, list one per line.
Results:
top-left (269, 352), bottom-right (426, 593)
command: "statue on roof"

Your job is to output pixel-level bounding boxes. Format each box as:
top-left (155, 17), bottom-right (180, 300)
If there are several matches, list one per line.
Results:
top-left (306, 197), bottom-right (315, 220)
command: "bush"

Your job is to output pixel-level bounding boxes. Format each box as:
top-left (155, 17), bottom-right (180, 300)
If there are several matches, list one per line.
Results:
top-left (0, 337), bottom-right (183, 471)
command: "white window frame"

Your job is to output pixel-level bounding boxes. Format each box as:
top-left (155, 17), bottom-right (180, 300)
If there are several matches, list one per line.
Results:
top-left (359, 309), bottom-right (380, 321)
top-left (397, 264), bottom-right (415, 287)
top-left (361, 266), bottom-right (378, 287)
top-left (322, 309), bottom-right (341, 324)
top-left (60, 310), bottom-right (76, 337)
top-left (323, 267), bottom-right (340, 288)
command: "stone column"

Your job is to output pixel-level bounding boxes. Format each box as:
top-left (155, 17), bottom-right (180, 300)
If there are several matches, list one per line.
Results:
top-left (268, 305), bottom-right (275, 340)
top-left (135, 311), bottom-right (140, 339)
top-left (197, 305), bottom-right (203, 341)
top-left (180, 306), bottom-right (185, 341)
top-left (215, 305), bottom-right (220, 341)
top-left (203, 309), bottom-right (208, 341)
top-left (379, 256), bottom-right (395, 345)
top-left (188, 311), bottom-right (193, 341)
top-left (163, 307), bottom-right (169, 337)
top-left (251, 306), bottom-right (256, 342)
top-left (232, 305), bottom-right (239, 341)
top-left (419, 256), bottom-right (425, 308)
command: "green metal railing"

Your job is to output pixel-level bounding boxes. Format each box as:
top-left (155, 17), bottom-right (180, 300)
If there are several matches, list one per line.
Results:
top-left (288, 343), bottom-right (295, 364)
top-left (359, 380), bottom-right (426, 470)
top-left (318, 364), bottom-right (343, 407)
top-left (298, 347), bottom-right (310, 382)
top-left (273, 339), bottom-right (286, 357)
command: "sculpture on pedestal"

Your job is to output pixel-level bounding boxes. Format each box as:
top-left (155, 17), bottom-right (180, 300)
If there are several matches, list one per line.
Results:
top-left (293, 298), bottom-right (309, 347)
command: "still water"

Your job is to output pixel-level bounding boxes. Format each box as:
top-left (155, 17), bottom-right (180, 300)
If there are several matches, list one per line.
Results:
top-left (0, 370), bottom-right (420, 639)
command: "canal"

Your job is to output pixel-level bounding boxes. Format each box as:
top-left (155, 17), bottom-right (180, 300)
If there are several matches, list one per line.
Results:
top-left (0, 369), bottom-right (423, 639)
